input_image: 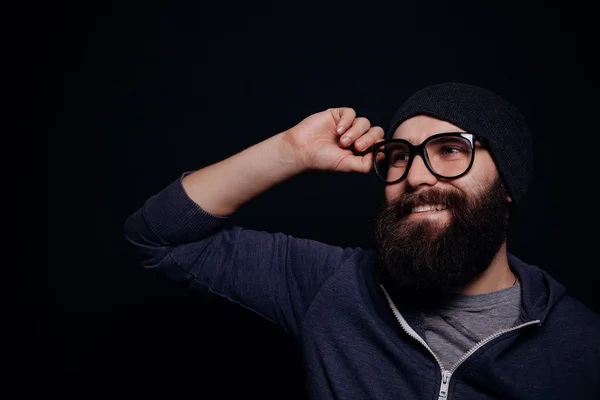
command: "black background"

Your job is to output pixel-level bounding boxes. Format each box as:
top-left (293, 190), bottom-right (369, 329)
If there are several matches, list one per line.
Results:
top-left (17, 0), bottom-right (598, 398)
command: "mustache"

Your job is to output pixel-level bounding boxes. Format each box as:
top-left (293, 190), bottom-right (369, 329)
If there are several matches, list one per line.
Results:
top-left (390, 188), bottom-right (465, 217)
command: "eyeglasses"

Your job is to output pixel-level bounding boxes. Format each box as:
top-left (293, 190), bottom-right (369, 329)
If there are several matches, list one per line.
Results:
top-left (372, 132), bottom-right (483, 184)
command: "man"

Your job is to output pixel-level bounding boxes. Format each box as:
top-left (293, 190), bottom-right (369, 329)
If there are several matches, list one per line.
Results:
top-left (124, 83), bottom-right (600, 399)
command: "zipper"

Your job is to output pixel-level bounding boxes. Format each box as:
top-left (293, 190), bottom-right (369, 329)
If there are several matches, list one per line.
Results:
top-left (439, 370), bottom-right (451, 399)
top-left (380, 285), bottom-right (541, 400)
top-left (447, 318), bottom-right (541, 374)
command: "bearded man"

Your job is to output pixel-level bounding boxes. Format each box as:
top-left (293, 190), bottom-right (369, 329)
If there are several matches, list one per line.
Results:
top-left (125, 83), bottom-right (600, 399)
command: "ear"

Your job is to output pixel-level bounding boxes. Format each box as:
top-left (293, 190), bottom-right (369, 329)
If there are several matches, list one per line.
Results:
top-left (499, 179), bottom-right (512, 203)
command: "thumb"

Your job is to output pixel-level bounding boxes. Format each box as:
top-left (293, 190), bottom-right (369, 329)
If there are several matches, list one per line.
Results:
top-left (338, 152), bottom-right (374, 174)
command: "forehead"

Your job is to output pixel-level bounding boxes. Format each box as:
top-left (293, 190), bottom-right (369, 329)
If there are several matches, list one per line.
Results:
top-left (392, 115), bottom-right (465, 144)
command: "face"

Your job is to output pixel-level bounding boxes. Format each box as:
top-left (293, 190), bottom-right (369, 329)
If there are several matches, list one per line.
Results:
top-left (374, 115), bottom-right (512, 303)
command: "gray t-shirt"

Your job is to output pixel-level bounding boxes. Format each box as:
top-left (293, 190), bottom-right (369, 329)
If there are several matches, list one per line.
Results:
top-left (422, 283), bottom-right (522, 370)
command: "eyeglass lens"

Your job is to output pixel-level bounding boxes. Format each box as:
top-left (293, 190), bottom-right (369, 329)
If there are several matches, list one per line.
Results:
top-left (375, 135), bottom-right (474, 182)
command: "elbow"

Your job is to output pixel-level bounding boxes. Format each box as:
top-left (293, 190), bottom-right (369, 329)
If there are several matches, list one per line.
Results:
top-left (123, 208), bottom-right (169, 269)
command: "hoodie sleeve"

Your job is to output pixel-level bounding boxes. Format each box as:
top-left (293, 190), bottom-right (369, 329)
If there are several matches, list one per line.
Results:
top-left (123, 171), bottom-right (362, 337)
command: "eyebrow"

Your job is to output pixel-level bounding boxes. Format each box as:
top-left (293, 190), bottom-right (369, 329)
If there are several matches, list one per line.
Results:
top-left (393, 131), bottom-right (469, 145)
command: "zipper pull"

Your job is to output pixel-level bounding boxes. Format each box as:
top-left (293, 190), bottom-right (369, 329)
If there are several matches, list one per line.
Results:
top-left (438, 370), bottom-right (451, 399)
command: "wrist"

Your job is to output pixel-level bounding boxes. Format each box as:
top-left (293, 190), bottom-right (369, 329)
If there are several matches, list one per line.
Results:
top-left (278, 129), bottom-right (308, 174)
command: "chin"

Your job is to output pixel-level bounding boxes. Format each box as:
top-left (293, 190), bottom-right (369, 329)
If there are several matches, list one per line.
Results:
top-left (397, 219), bottom-right (450, 242)
top-left (403, 210), bottom-right (452, 226)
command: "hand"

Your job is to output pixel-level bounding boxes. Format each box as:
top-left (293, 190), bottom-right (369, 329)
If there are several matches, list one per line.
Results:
top-left (283, 108), bottom-right (385, 173)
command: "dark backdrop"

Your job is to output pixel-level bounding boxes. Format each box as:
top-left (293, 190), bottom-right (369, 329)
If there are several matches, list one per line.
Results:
top-left (17, 0), bottom-right (597, 398)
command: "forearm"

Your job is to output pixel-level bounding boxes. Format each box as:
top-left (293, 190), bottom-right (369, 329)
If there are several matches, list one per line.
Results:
top-left (182, 131), bottom-right (303, 216)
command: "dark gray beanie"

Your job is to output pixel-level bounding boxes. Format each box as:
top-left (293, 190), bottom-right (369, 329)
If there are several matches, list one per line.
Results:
top-left (386, 82), bottom-right (533, 204)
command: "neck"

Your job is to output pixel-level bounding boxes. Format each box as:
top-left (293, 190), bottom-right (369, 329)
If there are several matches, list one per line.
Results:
top-left (458, 242), bottom-right (516, 295)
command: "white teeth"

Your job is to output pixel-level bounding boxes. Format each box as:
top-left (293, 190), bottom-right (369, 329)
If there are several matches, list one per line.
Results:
top-left (411, 204), bottom-right (447, 213)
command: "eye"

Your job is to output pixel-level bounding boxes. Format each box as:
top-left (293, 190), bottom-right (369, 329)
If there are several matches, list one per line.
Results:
top-left (426, 137), bottom-right (472, 160)
top-left (391, 152), bottom-right (409, 163)
top-left (441, 147), bottom-right (462, 155)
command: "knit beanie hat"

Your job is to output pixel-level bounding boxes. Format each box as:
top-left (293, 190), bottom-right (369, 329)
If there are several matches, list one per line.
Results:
top-left (386, 82), bottom-right (533, 204)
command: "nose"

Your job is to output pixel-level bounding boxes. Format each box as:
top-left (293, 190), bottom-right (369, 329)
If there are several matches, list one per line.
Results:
top-left (405, 154), bottom-right (437, 189)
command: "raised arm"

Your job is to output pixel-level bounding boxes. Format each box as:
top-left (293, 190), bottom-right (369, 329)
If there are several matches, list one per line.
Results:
top-left (181, 108), bottom-right (383, 216)
top-left (123, 108), bottom-right (384, 335)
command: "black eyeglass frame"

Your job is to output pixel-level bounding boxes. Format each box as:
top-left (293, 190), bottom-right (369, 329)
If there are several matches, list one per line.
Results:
top-left (371, 132), bottom-right (485, 184)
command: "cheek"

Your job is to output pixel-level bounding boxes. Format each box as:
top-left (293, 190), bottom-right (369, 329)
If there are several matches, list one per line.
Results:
top-left (452, 172), bottom-right (494, 200)
top-left (473, 152), bottom-right (498, 178)
top-left (385, 183), bottom-right (405, 204)
top-left (459, 153), bottom-right (498, 190)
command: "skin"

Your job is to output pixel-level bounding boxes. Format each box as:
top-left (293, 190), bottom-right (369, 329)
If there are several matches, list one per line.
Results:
top-left (181, 108), bottom-right (517, 296)
top-left (386, 115), bottom-right (518, 294)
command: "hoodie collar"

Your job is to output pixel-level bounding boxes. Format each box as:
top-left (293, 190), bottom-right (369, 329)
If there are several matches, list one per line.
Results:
top-left (370, 252), bottom-right (567, 327)
top-left (508, 253), bottom-right (566, 324)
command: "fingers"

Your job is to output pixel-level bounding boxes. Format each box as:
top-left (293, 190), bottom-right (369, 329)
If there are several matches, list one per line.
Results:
top-left (339, 117), bottom-right (372, 148)
top-left (352, 126), bottom-right (385, 152)
top-left (342, 150), bottom-right (376, 174)
top-left (337, 127), bottom-right (385, 174)
top-left (331, 108), bottom-right (356, 135)
top-left (328, 108), bottom-right (386, 173)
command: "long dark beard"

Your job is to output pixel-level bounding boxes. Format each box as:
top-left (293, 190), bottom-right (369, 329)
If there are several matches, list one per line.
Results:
top-left (374, 176), bottom-right (510, 305)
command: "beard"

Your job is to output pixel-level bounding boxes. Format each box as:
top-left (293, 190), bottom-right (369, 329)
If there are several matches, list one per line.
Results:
top-left (374, 176), bottom-right (510, 306)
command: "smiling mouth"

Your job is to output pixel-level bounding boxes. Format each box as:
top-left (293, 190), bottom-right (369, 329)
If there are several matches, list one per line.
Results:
top-left (410, 204), bottom-right (448, 214)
